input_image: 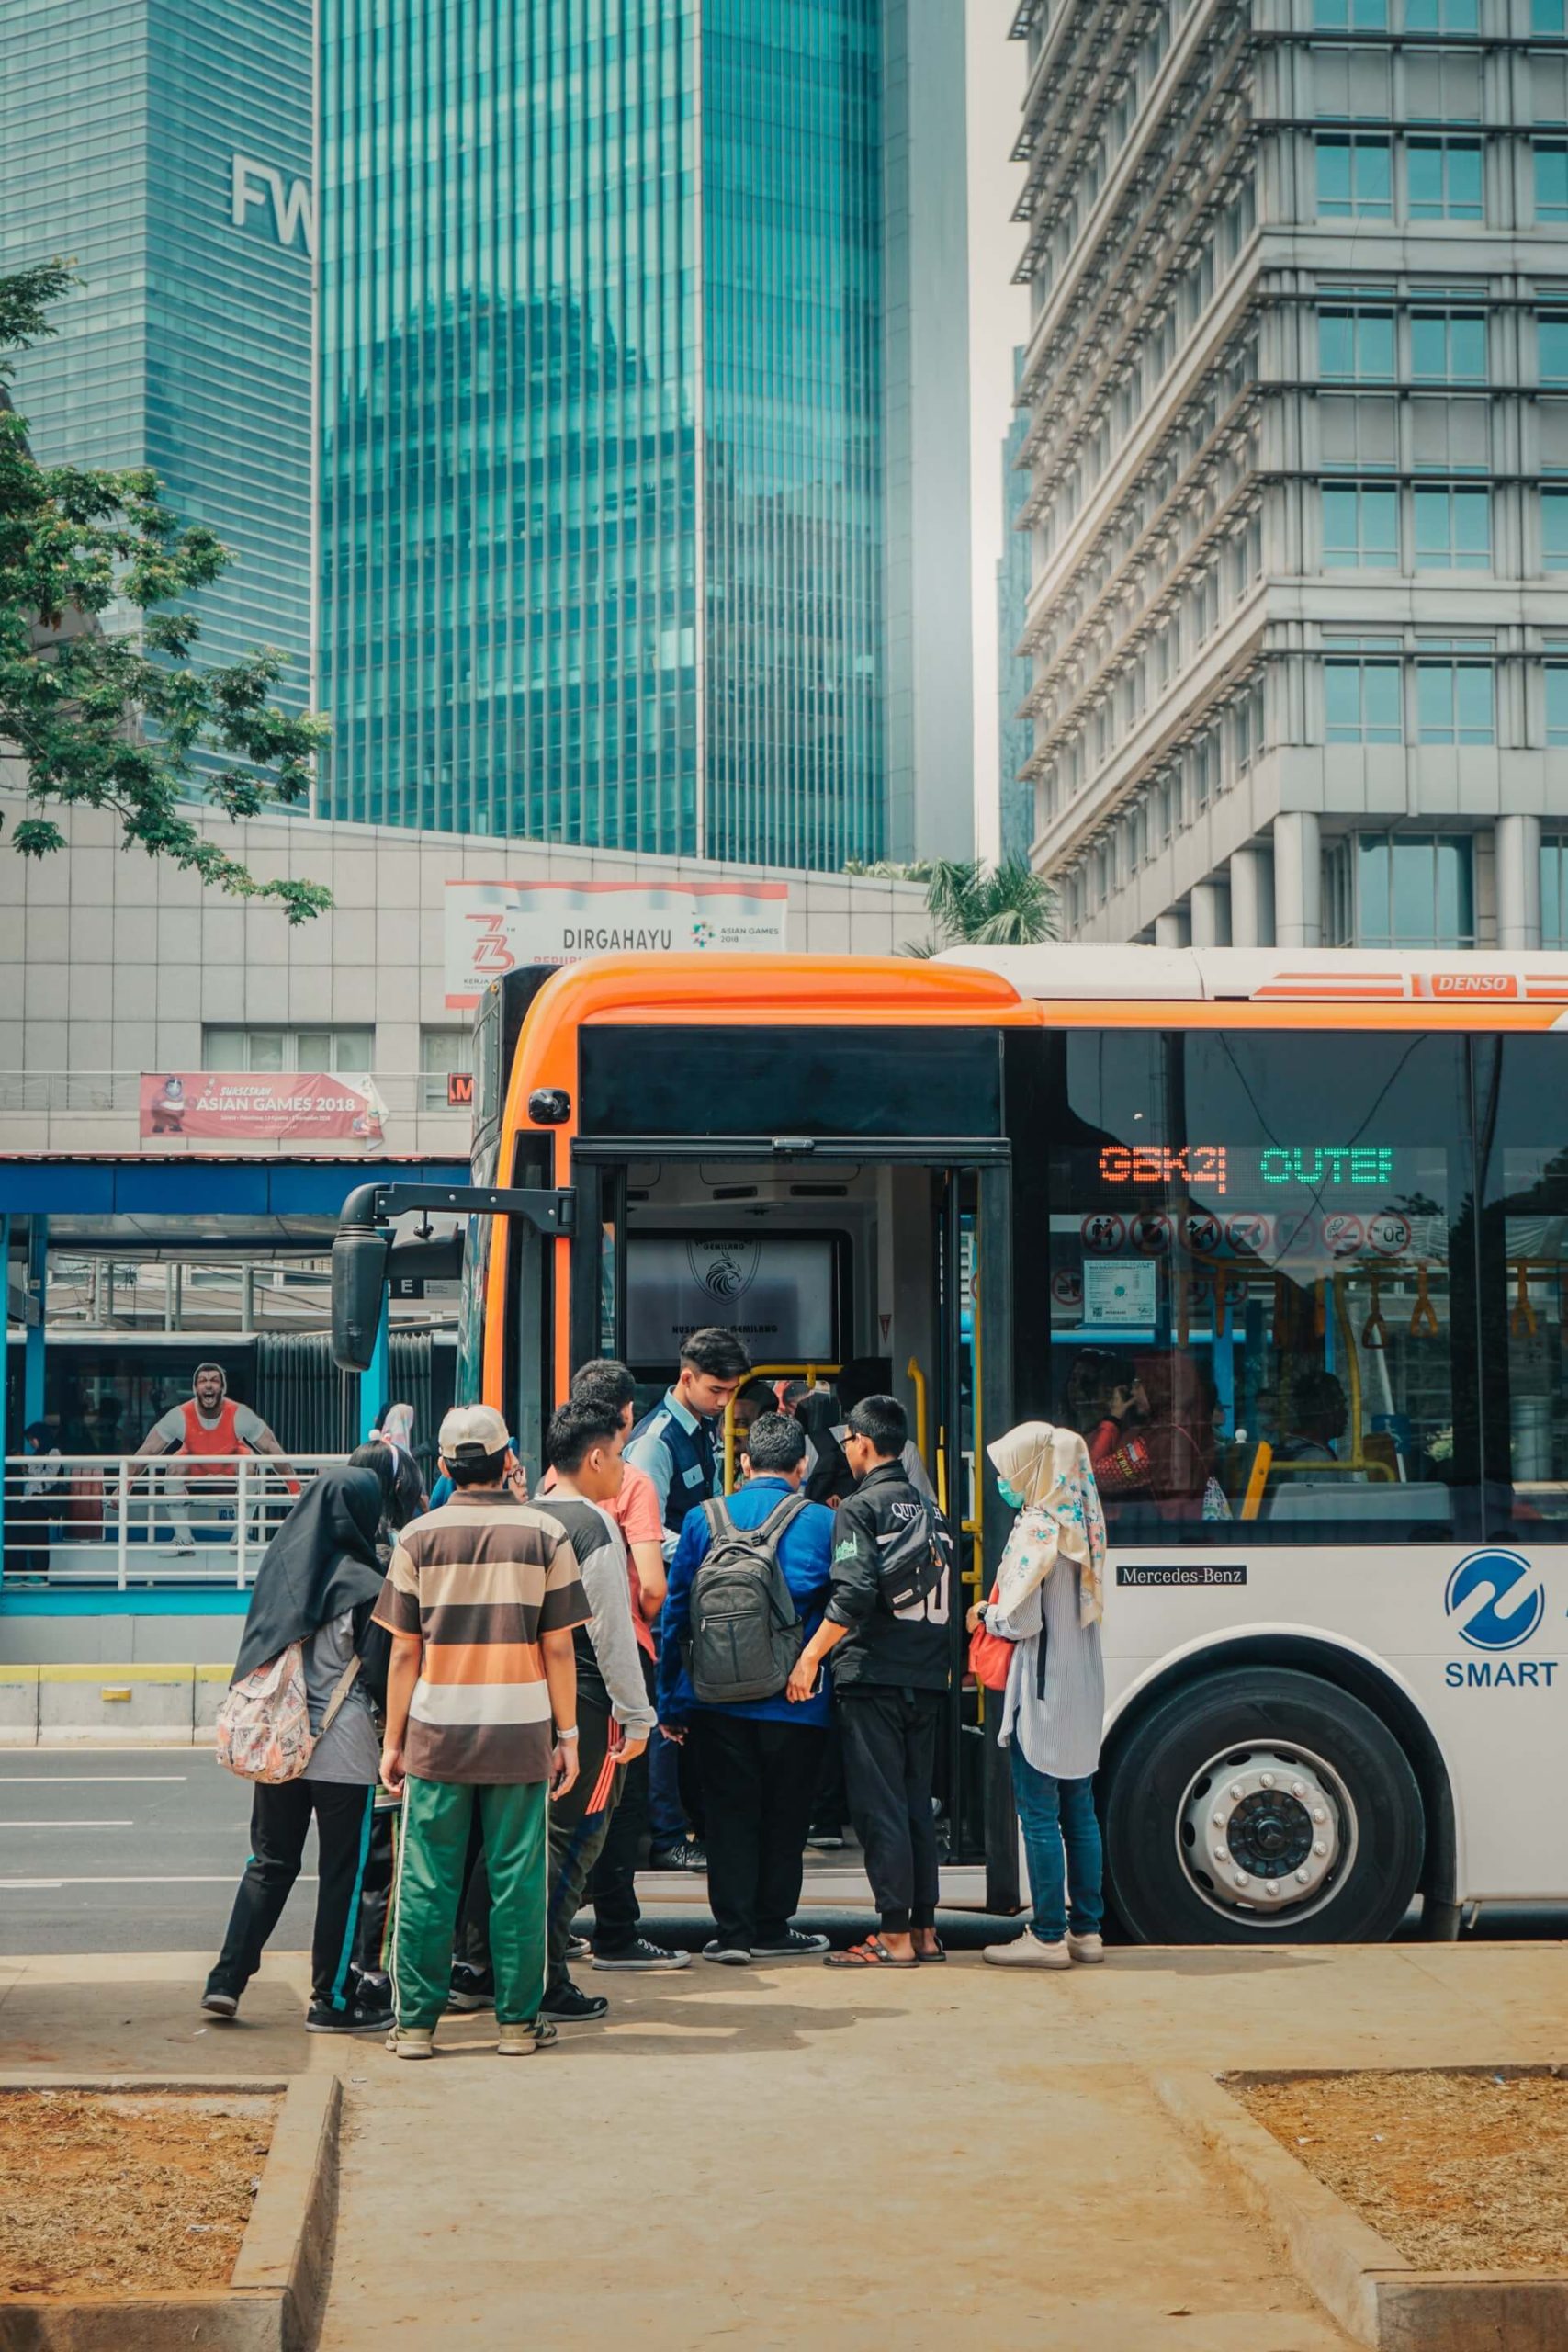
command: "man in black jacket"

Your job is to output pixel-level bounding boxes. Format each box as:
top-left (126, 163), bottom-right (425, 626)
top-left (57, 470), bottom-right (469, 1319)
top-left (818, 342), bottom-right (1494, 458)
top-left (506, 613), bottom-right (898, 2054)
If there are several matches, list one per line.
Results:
top-left (785, 1394), bottom-right (949, 1967)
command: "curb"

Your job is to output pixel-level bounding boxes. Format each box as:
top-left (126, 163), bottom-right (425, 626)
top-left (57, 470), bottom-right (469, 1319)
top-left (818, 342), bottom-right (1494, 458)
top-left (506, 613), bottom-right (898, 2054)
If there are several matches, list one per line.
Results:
top-left (0, 1664), bottom-right (230, 1747)
top-left (0, 2073), bottom-right (342, 2352)
top-left (1156, 2067), bottom-right (1568, 2352)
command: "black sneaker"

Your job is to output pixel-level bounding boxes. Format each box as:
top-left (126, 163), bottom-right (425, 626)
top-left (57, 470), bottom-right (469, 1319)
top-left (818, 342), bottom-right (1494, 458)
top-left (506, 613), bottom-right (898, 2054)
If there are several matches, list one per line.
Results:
top-left (701, 1939), bottom-right (751, 1965)
top-left (592, 1937), bottom-right (693, 1972)
top-left (650, 1839), bottom-right (707, 1872)
top-left (750, 1929), bottom-right (831, 1959)
top-left (446, 1963), bottom-right (495, 2013)
top-left (538, 1981), bottom-right (610, 2024)
top-left (199, 1987), bottom-right (239, 2019)
top-left (307, 1996), bottom-right (395, 2035)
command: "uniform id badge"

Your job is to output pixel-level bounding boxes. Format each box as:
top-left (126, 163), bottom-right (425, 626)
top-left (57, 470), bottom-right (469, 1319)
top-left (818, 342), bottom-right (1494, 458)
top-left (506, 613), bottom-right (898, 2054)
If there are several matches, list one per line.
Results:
top-left (682, 1463), bottom-right (705, 1487)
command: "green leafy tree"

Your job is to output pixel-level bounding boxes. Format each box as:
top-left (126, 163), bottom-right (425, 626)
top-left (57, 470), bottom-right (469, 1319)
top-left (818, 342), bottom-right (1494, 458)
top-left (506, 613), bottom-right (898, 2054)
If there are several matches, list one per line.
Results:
top-left (0, 262), bottom-right (330, 921)
top-left (904, 856), bottom-right (1060, 956)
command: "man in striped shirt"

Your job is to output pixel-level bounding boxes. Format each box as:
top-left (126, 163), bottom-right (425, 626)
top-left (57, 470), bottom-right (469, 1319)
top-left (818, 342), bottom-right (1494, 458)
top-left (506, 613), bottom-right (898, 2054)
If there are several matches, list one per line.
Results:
top-left (376, 1405), bottom-right (588, 2059)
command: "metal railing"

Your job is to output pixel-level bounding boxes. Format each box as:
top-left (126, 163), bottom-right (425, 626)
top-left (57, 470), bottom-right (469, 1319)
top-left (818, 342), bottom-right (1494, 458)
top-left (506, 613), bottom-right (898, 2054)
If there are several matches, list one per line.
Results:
top-left (0, 1453), bottom-right (346, 1591)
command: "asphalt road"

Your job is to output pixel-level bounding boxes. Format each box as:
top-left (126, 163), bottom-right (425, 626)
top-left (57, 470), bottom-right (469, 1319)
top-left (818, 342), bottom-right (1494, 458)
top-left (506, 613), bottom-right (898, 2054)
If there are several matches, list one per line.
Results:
top-left (2, 1749), bottom-right (1565, 1956)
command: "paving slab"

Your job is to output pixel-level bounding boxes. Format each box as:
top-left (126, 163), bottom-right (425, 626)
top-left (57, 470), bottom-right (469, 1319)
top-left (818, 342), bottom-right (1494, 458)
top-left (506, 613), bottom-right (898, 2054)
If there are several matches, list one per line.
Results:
top-left (4, 1942), bottom-right (1565, 2349)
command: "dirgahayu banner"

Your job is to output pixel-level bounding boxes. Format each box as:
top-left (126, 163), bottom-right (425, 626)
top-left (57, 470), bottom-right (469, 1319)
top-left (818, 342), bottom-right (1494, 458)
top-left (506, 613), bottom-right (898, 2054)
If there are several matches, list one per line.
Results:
top-left (444, 879), bottom-right (789, 1008)
top-left (140, 1073), bottom-right (388, 1144)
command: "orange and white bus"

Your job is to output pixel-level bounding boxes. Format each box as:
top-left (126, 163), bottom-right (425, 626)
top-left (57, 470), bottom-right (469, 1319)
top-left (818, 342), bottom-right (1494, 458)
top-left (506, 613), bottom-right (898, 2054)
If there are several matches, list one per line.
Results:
top-left (336, 944), bottom-right (1568, 1942)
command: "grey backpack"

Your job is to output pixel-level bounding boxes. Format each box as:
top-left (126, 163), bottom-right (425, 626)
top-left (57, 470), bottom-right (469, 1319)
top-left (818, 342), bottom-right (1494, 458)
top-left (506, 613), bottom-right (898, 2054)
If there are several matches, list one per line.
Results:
top-left (687, 1493), bottom-right (809, 1705)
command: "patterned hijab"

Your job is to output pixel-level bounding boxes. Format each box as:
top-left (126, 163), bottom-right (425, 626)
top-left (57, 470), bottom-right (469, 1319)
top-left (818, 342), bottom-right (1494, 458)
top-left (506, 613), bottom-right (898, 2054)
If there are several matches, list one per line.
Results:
top-left (986, 1419), bottom-right (1107, 1628)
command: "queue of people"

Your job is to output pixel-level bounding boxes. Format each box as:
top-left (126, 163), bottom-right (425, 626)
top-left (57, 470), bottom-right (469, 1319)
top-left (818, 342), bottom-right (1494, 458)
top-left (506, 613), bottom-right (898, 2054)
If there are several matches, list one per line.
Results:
top-left (202, 1333), bottom-right (1112, 2052)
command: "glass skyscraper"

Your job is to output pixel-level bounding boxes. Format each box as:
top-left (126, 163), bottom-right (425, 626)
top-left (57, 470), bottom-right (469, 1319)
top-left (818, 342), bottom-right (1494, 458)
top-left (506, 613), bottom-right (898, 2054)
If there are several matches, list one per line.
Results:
top-left (319, 0), bottom-right (969, 868)
top-left (0, 0), bottom-right (315, 726)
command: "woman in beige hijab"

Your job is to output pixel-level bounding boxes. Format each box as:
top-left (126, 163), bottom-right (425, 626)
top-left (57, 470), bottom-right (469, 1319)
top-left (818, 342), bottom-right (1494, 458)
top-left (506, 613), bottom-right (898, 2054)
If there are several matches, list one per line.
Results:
top-left (965, 1421), bottom-right (1107, 1971)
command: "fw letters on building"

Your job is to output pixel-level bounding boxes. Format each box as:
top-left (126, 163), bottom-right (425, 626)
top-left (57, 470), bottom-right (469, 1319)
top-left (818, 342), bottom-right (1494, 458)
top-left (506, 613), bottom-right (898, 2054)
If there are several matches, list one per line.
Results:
top-left (444, 879), bottom-right (789, 1009)
top-left (140, 1073), bottom-right (387, 1144)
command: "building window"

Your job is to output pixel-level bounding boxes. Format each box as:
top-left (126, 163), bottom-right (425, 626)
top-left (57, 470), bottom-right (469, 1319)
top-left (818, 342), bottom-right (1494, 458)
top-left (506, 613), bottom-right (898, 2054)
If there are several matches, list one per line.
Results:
top-left (1544, 836), bottom-right (1568, 947)
top-left (1314, 0), bottom-right (1388, 21)
top-left (1541, 315), bottom-right (1568, 385)
top-left (1316, 135), bottom-right (1393, 221)
top-left (1319, 305), bottom-right (1395, 382)
top-left (1536, 141), bottom-right (1568, 223)
top-left (1325, 655), bottom-right (1403, 741)
top-left (420, 1029), bottom-right (473, 1112)
top-left (1403, 0), bottom-right (1477, 26)
top-left (1332, 832), bottom-right (1475, 947)
top-left (1413, 483), bottom-right (1490, 570)
top-left (1412, 310), bottom-right (1486, 384)
top-left (1535, 0), bottom-right (1567, 30)
top-left (1416, 657), bottom-right (1495, 745)
top-left (1234, 675), bottom-right (1265, 771)
top-left (1543, 488), bottom-right (1568, 570)
top-left (202, 1027), bottom-right (374, 1074)
top-left (1406, 139), bottom-right (1483, 223)
top-left (1322, 481), bottom-right (1399, 567)
top-left (1546, 663), bottom-right (1568, 744)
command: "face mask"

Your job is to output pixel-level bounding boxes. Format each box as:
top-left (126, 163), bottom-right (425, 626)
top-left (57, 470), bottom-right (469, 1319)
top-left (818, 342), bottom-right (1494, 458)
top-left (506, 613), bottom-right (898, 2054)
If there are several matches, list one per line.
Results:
top-left (996, 1476), bottom-right (1025, 1509)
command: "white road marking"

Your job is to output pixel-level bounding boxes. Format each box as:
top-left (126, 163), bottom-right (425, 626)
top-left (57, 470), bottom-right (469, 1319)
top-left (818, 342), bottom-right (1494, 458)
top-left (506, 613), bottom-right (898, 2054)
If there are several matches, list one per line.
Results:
top-left (0, 1775), bottom-right (186, 1783)
top-left (0, 1874), bottom-right (318, 1887)
top-left (0, 1820), bottom-right (134, 1828)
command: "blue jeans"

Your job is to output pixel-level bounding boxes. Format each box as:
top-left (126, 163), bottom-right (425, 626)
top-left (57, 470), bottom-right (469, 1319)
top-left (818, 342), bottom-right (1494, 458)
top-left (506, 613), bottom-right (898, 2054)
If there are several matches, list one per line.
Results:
top-left (1010, 1747), bottom-right (1103, 1942)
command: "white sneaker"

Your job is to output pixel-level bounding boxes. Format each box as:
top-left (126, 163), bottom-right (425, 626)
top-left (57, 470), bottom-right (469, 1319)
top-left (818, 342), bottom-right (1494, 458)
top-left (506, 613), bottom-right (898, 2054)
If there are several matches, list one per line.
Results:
top-left (982, 1931), bottom-right (1070, 1970)
top-left (1067, 1931), bottom-right (1105, 1964)
top-left (386, 2026), bottom-right (435, 2060)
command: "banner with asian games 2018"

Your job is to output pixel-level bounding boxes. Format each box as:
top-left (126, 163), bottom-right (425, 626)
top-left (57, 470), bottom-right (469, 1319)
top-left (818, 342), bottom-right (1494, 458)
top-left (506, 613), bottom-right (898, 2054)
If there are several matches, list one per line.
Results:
top-left (444, 879), bottom-right (790, 1010)
top-left (139, 1072), bottom-right (389, 1144)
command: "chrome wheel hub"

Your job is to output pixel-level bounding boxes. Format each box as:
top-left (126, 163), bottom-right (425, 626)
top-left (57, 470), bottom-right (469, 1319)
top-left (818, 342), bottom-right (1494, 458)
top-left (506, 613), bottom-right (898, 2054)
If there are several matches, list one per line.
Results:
top-left (1178, 1744), bottom-right (1352, 1920)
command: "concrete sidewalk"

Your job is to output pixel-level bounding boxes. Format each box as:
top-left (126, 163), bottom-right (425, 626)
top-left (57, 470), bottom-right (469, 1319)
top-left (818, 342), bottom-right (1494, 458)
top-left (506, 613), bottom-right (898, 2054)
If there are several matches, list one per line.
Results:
top-left (4, 1939), bottom-right (1564, 2348)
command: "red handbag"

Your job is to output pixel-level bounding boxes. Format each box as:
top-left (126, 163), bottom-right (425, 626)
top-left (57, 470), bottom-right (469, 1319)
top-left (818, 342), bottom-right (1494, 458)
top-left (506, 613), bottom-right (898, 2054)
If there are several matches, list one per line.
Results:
top-left (967, 1582), bottom-right (1013, 1693)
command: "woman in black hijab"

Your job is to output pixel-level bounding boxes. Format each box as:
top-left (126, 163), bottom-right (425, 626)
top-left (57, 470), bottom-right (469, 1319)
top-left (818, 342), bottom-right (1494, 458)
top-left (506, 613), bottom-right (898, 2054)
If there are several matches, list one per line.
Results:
top-left (202, 1466), bottom-right (394, 2035)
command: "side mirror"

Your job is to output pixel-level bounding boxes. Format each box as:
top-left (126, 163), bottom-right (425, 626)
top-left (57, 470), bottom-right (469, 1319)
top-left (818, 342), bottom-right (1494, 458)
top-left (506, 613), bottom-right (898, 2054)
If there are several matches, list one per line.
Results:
top-left (332, 1226), bottom-right (393, 1372)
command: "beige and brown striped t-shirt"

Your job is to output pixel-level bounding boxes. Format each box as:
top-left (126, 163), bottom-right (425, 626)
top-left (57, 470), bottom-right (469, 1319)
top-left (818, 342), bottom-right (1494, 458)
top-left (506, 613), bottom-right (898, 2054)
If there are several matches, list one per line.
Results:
top-left (373, 1490), bottom-right (589, 1785)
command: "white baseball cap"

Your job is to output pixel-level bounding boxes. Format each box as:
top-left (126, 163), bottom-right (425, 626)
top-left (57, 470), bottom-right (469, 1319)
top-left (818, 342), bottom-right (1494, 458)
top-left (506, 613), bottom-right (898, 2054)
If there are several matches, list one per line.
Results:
top-left (438, 1404), bottom-right (512, 1460)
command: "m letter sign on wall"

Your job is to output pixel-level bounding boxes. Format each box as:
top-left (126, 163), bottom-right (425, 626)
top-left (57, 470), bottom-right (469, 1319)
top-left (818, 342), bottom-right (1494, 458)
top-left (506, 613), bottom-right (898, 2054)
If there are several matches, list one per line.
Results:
top-left (444, 880), bottom-right (789, 1009)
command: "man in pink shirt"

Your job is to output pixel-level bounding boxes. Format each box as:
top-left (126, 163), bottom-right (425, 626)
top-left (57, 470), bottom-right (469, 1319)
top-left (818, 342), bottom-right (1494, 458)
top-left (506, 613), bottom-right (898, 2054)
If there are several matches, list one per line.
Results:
top-left (541, 1360), bottom-right (691, 1973)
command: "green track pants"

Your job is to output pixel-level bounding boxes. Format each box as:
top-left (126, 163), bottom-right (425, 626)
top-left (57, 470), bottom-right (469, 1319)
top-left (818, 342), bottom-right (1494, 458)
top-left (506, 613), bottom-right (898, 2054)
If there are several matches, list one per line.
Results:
top-left (392, 1776), bottom-right (548, 2030)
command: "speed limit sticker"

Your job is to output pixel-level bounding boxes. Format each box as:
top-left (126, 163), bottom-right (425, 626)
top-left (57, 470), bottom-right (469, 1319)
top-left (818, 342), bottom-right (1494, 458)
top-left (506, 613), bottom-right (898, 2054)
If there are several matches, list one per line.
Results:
top-left (1367, 1209), bottom-right (1411, 1257)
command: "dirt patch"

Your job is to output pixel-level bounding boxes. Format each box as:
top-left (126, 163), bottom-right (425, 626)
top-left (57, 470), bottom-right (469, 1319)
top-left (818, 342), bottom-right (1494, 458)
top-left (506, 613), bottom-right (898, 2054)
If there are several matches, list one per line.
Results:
top-left (0, 2088), bottom-right (277, 2297)
top-left (1234, 2069), bottom-right (1568, 2273)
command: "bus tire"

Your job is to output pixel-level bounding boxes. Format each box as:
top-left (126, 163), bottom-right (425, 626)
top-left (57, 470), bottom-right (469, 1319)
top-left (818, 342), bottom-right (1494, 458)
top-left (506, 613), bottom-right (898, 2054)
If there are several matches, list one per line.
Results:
top-left (1102, 1666), bottom-right (1425, 1945)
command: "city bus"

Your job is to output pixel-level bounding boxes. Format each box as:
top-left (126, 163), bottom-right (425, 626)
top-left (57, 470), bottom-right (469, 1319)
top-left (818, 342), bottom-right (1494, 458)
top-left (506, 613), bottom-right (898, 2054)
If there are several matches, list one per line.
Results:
top-left (333, 944), bottom-right (1568, 1942)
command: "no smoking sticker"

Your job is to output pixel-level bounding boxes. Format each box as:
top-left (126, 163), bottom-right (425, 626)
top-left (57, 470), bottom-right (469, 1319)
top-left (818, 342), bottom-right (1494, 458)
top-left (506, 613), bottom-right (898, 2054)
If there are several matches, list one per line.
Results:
top-left (1322, 1212), bottom-right (1365, 1259)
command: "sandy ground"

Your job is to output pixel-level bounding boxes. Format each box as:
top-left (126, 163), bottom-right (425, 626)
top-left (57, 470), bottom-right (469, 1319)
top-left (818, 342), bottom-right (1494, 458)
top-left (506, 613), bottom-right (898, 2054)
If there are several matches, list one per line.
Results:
top-left (1237, 2068), bottom-right (1568, 2272)
top-left (0, 2087), bottom-right (276, 2295)
top-left (4, 1939), bottom-right (1567, 2348)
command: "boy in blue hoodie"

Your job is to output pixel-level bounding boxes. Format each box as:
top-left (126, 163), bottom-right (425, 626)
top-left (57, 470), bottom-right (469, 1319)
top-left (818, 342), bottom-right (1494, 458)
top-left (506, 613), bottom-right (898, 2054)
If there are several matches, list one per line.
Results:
top-left (658, 1412), bottom-right (835, 1964)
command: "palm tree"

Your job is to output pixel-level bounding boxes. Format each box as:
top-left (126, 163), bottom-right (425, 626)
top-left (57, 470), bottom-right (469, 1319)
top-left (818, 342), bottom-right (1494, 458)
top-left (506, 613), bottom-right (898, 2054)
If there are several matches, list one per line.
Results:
top-left (903, 858), bottom-right (1060, 956)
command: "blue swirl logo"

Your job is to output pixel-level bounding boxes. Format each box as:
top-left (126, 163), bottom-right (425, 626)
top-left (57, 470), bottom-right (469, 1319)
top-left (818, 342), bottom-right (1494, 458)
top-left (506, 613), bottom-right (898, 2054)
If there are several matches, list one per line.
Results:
top-left (1445, 1551), bottom-right (1546, 1653)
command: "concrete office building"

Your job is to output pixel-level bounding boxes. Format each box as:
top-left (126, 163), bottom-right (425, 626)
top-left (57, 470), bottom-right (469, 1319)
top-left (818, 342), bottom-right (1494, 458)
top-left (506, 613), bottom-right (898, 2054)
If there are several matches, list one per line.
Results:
top-left (1008, 0), bottom-right (1568, 951)
top-left (998, 350), bottom-right (1035, 864)
top-left (318, 0), bottom-right (973, 872)
top-left (0, 0), bottom-right (315, 728)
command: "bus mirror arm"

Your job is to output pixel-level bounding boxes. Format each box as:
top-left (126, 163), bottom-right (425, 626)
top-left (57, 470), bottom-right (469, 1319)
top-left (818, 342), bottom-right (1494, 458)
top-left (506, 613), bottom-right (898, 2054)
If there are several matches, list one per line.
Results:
top-left (331, 1183), bottom-right (577, 1373)
top-left (337, 1182), bottom-right (577, 1236)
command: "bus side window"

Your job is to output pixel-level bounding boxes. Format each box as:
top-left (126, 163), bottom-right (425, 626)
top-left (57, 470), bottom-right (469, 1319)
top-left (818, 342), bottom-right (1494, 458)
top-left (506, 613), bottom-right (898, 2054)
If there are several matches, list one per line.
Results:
top-left (1478, 1036), bottom-right (1568, 1542)
top-left (1044, 1028), bottom-right (1472, 1545)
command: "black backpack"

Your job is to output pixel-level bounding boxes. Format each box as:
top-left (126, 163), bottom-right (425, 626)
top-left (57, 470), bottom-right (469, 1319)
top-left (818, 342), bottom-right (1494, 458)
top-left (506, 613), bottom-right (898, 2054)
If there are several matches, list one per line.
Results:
top-left (686, 1493), bottom-right (809, 1705)
top-left (875, 1493), bottom-right (955, 1618)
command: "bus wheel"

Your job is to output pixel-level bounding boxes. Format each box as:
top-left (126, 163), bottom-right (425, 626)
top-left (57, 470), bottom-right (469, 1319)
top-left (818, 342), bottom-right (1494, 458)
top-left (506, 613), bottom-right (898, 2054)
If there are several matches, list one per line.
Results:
top-left (1103, 1667), bottom-right (1424, 1945)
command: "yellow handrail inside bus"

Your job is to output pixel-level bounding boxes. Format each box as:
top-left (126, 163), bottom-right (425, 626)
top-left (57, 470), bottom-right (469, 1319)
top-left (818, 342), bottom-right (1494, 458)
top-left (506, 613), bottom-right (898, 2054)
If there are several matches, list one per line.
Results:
top-left (720, 1363), bottom-right (846, 1495)
top-left (1240, 1440), bottom-right (1273, 1521)
top-left (907, 1355), bottom-right (928, 1464)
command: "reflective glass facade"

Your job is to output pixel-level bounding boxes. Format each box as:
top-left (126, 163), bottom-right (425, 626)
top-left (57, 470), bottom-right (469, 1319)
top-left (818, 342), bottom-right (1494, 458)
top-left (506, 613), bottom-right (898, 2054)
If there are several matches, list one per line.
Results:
top-left (319, 0), bottom-right (892, 865)
top-left (0, 0), bottom-right (314, 726)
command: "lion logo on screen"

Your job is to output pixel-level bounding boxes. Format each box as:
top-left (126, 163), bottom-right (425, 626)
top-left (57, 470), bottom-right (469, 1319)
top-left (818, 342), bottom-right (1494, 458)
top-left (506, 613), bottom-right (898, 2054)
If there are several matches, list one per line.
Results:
top-left (686, 1239), bottom-right (761, 1302)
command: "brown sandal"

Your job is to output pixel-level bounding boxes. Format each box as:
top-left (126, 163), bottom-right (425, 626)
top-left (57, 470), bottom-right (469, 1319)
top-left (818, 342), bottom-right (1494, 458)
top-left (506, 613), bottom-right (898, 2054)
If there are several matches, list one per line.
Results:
top-left (823, 1936), bottom-right (919, 1969)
